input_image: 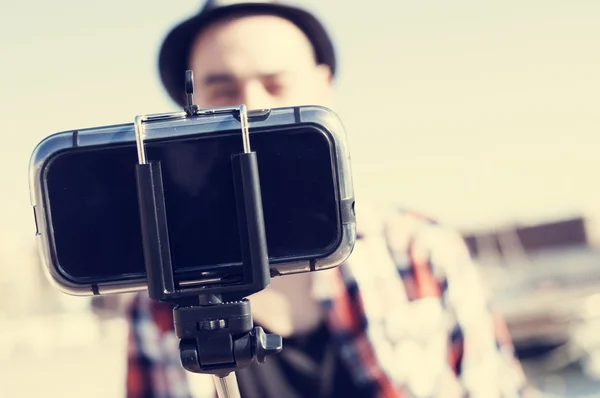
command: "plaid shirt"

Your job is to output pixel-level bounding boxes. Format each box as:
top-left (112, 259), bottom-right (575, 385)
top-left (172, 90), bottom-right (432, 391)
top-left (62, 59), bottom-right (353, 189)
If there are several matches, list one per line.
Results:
top-left (126, 206), bottom-right (530, 398)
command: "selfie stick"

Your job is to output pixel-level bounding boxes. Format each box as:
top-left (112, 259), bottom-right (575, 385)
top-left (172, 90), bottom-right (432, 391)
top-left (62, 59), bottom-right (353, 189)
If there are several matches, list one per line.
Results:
top-left (133, 71), bottom-right (282, 398)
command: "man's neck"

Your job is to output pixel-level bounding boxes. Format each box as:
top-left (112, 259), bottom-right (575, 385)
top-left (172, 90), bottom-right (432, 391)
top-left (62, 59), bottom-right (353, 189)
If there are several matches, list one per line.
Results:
top-left (248, 270), bottom-right (326, 337)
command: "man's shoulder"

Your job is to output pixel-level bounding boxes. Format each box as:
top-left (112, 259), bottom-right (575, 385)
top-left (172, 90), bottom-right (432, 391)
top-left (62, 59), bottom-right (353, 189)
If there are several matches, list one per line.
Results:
top-left (389, 207), bottom-right (467, 252)
top-left (357, 203), bottom-right (473, 279)
top-left (359, 203), bottom-right (466, 249)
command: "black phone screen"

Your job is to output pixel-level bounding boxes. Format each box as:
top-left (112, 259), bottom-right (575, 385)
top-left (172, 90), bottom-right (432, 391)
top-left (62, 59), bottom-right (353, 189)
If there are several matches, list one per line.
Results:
top-left (43, 126), bottom-right (340, 284)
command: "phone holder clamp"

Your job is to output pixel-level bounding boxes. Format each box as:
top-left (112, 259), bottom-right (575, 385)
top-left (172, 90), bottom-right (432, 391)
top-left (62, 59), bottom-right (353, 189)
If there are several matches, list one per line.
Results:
top-left (132, 70), bottom-right (281, 396)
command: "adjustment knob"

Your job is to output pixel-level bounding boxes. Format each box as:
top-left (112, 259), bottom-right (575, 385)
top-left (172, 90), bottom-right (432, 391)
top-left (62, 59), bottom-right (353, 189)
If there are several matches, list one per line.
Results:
top-left (199, 319), bottom-right (226, 330)
top-left (253, 326), bottom-right (283, 363)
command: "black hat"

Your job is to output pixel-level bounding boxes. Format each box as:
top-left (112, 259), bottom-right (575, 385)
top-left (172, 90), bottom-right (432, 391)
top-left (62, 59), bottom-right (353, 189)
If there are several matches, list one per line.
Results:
top-left (158, 0), bottom-right (337, 106)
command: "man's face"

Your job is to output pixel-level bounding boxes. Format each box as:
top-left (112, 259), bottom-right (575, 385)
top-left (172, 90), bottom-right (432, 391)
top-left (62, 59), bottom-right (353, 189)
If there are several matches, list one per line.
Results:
top-left (188, 14), bottom-right (333, 109)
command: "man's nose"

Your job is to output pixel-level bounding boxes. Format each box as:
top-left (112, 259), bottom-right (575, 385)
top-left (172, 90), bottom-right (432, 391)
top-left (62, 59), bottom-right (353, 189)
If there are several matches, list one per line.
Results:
top-left (239, 81), bottom-right (277, 110)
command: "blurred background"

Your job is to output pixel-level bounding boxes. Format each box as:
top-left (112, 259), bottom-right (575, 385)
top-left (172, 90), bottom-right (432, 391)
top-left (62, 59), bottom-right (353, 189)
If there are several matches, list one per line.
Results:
top-left (1, 0), bottom-right (600, 396)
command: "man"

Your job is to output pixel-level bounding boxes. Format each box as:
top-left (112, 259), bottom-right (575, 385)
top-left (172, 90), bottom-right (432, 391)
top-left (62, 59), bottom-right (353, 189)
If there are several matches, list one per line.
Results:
top-left (126, 1), bottom-right (531, 397)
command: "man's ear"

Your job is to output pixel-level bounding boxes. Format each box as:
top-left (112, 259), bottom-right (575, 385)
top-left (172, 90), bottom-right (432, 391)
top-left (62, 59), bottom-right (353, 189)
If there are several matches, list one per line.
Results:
top-left (314, 64), bottom-right (334, 105)
top-left (315, 63), bottom-right (334, 85)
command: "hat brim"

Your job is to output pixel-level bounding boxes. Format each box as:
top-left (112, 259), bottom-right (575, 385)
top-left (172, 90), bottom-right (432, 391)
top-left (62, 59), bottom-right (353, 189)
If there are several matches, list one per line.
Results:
top-left (158, 3), bottom-right (336, 106)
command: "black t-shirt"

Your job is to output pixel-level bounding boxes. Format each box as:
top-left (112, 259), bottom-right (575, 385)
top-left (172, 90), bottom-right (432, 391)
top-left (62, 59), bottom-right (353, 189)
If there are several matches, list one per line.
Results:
top-left (235, 323), bottom-right (372, 398)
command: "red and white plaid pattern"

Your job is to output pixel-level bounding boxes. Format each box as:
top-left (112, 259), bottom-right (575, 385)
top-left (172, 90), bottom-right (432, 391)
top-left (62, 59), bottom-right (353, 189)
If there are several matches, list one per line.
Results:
top-left (126, 206), bottom-right (530, 398)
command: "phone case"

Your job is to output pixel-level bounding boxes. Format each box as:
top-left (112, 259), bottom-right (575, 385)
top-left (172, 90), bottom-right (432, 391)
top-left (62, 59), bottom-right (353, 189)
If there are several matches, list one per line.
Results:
top-left (29, 105), bottom-right (356, 296)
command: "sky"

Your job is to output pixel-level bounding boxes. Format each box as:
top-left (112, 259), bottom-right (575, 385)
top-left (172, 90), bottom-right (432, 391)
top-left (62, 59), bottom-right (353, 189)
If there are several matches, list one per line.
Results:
top-left (1, 0), bottom-right (599, 256)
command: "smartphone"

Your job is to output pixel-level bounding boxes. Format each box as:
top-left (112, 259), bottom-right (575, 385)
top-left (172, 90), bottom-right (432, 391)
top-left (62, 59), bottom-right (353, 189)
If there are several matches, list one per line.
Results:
top-left (29, 105), bottom-right (356, 296)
